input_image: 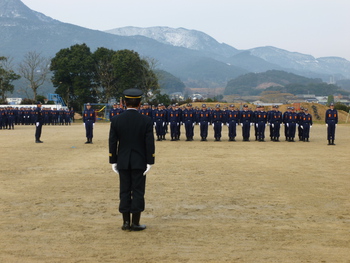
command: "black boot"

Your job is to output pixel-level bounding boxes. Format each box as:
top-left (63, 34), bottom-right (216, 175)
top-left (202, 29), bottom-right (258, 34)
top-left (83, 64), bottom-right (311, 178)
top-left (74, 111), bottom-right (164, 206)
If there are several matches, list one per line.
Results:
top-left (328, 140), bottom-right (331, 145)
top-left (85, 138), bottom-right (90, 144)
top-left (89, 138), bottom-right (93, 144)
top-left (131, 212), bottom-right (146, 231)
top-left (332, 139), bottom-right (335, 145)
top-left (121, 213), bottom-right (131, 231)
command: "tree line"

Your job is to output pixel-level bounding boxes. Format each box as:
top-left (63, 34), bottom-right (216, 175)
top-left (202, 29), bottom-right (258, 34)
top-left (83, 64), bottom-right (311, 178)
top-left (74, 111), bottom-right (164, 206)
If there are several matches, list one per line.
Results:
top-left (0, 44), bottom-right (161, 110)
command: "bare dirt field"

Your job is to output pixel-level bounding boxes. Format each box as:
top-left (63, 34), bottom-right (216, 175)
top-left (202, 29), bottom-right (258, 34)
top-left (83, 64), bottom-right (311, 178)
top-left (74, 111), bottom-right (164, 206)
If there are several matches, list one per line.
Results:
top-left (1, 122), bottom-right (350, 263)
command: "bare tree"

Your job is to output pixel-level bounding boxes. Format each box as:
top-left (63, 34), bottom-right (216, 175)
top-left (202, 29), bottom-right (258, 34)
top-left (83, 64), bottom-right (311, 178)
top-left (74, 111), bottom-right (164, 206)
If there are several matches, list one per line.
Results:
top-left (18, 51), bottom-right (51, 101)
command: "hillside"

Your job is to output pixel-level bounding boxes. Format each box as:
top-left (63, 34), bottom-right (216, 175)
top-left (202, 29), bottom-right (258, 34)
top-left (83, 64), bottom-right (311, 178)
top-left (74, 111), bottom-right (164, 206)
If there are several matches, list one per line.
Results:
top-left (224, 70), bottom-right (323, 96)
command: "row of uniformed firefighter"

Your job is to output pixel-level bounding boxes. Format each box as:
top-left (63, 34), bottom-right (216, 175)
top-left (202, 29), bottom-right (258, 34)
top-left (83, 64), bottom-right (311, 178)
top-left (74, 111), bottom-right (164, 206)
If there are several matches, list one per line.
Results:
top-left (109, 102), bottom-right (338, 145)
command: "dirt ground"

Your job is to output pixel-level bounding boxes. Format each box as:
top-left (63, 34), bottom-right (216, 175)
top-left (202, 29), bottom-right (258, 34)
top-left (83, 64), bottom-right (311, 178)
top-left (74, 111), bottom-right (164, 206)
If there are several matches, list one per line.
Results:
top-left (1, 122), bottom-right (350, 263)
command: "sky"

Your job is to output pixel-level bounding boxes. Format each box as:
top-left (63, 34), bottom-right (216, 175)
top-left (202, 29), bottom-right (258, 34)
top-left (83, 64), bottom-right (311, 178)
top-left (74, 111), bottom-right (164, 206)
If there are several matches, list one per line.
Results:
top-left (21, 0), bottom-right (350, 61)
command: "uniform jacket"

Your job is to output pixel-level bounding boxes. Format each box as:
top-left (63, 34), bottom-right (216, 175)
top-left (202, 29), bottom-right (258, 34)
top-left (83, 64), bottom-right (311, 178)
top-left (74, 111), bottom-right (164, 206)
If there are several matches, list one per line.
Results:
top-left (109, 109), bottom-right (155, 170)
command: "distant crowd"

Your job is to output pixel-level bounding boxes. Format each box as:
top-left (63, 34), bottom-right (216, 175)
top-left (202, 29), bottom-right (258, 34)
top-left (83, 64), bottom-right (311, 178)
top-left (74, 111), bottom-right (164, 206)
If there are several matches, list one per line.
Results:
top-left (0, 106), bottom-right (74, 129)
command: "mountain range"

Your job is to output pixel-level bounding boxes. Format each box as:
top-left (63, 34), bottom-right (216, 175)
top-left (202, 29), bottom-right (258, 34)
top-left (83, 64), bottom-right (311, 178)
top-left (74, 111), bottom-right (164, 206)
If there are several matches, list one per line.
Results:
top-left (1, 0), bottom-right (350, 97)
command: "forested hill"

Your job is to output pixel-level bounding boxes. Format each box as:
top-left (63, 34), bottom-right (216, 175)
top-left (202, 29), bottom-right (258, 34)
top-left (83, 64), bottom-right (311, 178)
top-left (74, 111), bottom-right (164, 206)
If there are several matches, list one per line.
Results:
top-left (224, 70), bottom-right (341, 96)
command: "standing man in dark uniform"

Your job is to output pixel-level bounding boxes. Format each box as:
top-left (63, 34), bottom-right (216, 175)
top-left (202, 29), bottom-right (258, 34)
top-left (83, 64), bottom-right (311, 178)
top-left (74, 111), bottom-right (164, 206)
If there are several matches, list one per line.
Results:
top-left (109, 88), bottom-right (155, 232)
top-left (34, 101), bottom-right (44, 143)
top-left (198, 104), bottom-right (211, 141)
top-left (301, 108), bottom-right (312, 142)
top-left (286, 107), bottom-right (298, 142)
top-left (325, 102), bottom-right (338, 145)
top-left (211, 104), bottom-right (224, 141)
top-left (83, 103), bottom-right (96, 144)
top-left (168, 104), bottom-right (181, 141)
top-left (240, 104), bottom-right (253, 141)
top-left (269, 105), bottom-right (283, 142)
top-left (153, 104), bottom-right (166, 141)
top-left (226, 104), bottom-right (240, 141)
top-left (256, 105), bottom-right (268, 141)
top-left (182, 103), bottom-right (196, 141)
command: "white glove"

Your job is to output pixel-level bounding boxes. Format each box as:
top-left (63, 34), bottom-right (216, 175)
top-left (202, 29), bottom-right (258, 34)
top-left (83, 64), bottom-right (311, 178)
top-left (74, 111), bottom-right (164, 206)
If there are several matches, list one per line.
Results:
top-left (198, 122), bottom-right (201, 126)
top-left (208, 122), bottom-right (210, 125)
top-left (286, 123), bottom-right (289, 127)
top-left (272, 124), bottom-right (274, 128)
top-left (240, 123), bottom-right (243, 127)
top-left (300, 125), bottom-right (303, 129)
top-left (250, 123), bottom-right (253, 126)
top-left (310, 125), bottom-right (312, 128)
top-left (36, 122), bottom-right (40, 127)
top-left (111, 163), bottom-right (119, 174)
top-left (296, 124), bottom-right (299, 127)
top-left (192, 123), bottom-right (195, 127)
top-left (236, 123), bottom-right (238, 126)
top-left (143, 164), bottom-right (152, 175)
top-left (93, 123), bottom-right (95, 126)
top-left (153, 123), bottom-right (156, 127)
top-left (326, 124), bottom-right (328, 127)
top-left (255, 123), bottom-right (258, 128)
top-left (226, 123), bottom-right (229, 127)
top-left (212, 123), bottom-right (214, 127)
top-left (221, 123), bottom-right (223, 127)
top-left (83, 123), bottom-right (85, 127)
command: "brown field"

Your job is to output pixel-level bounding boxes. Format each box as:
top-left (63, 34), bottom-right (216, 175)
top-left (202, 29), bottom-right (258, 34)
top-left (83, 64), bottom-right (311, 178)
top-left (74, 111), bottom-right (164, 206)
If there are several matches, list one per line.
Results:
top-left (1, 122), bottom-right (350, 263)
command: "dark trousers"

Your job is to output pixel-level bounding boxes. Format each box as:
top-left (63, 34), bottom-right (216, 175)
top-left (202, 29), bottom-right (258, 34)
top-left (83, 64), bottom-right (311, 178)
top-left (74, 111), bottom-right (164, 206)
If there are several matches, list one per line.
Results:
top-left (257, 122), bottom-right (266, 139)
top-left (272, 122), bottom-right (281, 138)
top-left (85, 121), bottom-right (94, 139)
top-left (200, 121), bottom-right (209, 138)
top-left (184, 121), bottom-right (194, 139)
top-left (302, 123), bottom-right (311, 139)
top-left (327, 121), bottom-right (336, 140)
top-left (242, 121), bottom-right (251, 140)
top-left (119, 169), bottom-right (146, 213)
top-left (35, 122), bottom-right (43, 140)
top-left (228, 121), bottom-right (237, 138)
top-left (213, 122), bottom-right (222, 139)
top-left (170, 121), bottom-right (179, 138)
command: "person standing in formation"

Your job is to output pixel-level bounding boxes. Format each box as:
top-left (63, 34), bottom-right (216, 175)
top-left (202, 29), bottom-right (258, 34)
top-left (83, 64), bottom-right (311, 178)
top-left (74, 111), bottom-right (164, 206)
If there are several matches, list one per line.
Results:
top-left (325, 102), bottom-right (338, 145)
top-left (83, 103), bottom-right (96, 144)
top-left (109, 88), bottom-right (155, 232)
top-left (212, 104), bottom-right (224, 141)
top-left (198, 104), bottom-right (211, 141)
top-left (34, 101), bottom-right (44, 143)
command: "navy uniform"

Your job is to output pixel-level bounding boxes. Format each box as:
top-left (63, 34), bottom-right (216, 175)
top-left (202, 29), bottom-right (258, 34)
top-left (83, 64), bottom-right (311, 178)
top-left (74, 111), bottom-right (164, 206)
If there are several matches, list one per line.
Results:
top-left (139, 103), bottom-right (153, 119)
top-left (0, 108), bottom-right (5, 129)
top-left (109, 103), bottom-right (124, 121)
top-left (226, 104), bottom-right (240, 141)
top-left (255, 106), bottom-right (268, 141)
top-left (198, 104), bottom-right (211, 141)
top-left (34, 102), bottom-right (44, 143)
top-left (153, 104), bottom-right (166, 141)
top-left (182, 103), bottom-right (196, 141)
top-left (240, 104), bottom-right (253, 141)
top-left (269, 105), bottom-right (283, 142)
top-left (109, 88), bottom-right (155, 231)
top-left (301, 108), bottom-right (312, 142)
top-left (83, 103), bottom-right (96, 144)
top-left (168, 104), bottom-right (181, 141)
top-left (325, 103), bottom-right (338, 145)
top-left (211, 104), bottom-right (224, 141)
top-left (297, 107), bottom-right (305, 141)
top-left (286, 107), bottom-right (298, 142)
top-left (283, 107), bottom-right (291, 140)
